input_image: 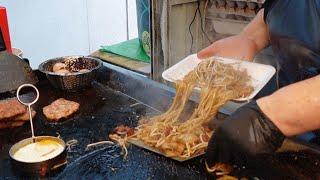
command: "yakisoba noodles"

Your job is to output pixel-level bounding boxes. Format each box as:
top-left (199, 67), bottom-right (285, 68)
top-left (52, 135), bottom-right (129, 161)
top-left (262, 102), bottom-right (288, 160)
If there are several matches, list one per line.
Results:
top-left (131, 58), bottom-right (253, 158)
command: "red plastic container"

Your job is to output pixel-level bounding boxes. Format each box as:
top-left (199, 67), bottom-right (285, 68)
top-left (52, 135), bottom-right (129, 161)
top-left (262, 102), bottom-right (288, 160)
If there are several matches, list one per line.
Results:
top-left (0, 6), bottom-right (12, 52)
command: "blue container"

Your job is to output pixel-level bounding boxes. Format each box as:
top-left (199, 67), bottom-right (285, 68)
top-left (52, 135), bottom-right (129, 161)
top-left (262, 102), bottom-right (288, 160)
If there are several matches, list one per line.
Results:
top-left (136, 0), bottom-right (150, 57)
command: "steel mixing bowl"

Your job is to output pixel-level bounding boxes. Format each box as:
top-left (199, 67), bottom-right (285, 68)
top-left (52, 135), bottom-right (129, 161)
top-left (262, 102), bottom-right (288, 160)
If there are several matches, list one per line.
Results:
top-left (38, 56), bottom-right (102, 91)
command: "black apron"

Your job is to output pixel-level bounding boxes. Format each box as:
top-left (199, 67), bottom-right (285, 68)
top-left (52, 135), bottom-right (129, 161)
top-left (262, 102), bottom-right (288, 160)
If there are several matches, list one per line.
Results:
top-left (267, 0), bottom-right (320, 86)
top-left (262, 0), bottom-right (320, 142)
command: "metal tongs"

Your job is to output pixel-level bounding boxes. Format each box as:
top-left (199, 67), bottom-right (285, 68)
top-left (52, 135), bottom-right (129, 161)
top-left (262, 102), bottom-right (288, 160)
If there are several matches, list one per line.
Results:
top-left (16, 84), bottom-right (39, 142)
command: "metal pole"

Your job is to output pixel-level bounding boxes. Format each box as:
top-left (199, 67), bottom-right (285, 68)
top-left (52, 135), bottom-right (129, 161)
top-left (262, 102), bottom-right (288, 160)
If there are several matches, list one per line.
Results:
top-left (126, 0), bottom-right (129, 40)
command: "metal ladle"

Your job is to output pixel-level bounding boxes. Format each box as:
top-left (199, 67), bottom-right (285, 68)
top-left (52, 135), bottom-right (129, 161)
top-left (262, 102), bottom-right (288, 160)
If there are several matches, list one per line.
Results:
top-left (11, 84), bottom-right (67, 175)
top-left (16, 84), bottom-right (39, 142)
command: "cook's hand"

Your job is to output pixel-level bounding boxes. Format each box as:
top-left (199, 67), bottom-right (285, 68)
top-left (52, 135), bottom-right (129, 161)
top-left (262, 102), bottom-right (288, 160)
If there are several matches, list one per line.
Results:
top-left (205, 100), bottom-right (285, 167)
top-left (197, 35), bottom-right (258, 61)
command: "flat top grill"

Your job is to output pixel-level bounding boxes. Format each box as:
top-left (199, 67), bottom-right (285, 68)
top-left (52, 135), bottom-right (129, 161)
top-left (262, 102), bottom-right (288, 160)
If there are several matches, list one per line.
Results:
top-left (0, 64), bottom-right (320, 179)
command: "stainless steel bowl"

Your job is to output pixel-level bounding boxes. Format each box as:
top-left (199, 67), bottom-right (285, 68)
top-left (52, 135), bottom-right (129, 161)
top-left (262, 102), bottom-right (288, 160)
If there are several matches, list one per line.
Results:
top-left (38, 56), bottom-right (102, 91)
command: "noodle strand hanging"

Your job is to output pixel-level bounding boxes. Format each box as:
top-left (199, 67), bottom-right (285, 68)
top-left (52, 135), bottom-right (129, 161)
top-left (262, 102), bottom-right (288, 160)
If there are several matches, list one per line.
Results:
top-left (131, 58), bottom-right (253, 158)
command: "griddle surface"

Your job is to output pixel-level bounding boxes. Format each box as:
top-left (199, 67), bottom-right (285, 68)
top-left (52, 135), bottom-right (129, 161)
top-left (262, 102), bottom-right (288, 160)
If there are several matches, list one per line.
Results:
top-left (0, 79), bottom-right (209, 179)
top-left (0, 69), bottom-right (319, 179)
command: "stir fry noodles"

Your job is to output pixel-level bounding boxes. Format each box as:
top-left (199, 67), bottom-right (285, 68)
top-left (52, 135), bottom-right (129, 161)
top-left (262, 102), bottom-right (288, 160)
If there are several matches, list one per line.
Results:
top-left (131, 58), bottom-right (253, 158)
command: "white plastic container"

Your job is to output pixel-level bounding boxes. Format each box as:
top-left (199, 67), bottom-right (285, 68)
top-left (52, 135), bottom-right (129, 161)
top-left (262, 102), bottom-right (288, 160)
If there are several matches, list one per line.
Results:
top-left (162, 54), bottom-right (276, 101)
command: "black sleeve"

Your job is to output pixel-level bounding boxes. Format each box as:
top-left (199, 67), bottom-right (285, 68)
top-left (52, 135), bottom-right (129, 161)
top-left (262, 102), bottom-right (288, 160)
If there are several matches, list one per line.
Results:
top-left (262, 0), bottom-right (276, 22)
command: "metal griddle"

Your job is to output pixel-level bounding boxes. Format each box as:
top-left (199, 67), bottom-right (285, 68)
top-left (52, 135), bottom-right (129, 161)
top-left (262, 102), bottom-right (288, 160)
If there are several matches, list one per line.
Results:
top-left (0, 63), bottom-right (320, 179)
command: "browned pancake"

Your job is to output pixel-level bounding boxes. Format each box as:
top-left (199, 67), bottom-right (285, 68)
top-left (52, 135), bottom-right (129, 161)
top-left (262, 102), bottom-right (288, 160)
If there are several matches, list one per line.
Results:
top-left (0, 121), bottom-right (25, 129)
top-left (13, 109), bottom-right (36, 121)
top-left (43, 98), bottom-right (79, 121)
top-left (0, 98), bottom-right (26, 120)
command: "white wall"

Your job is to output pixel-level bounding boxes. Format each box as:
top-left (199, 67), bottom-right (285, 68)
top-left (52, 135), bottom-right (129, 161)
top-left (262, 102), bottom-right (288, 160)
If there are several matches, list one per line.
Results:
top-left (0, 0), bottom-right (138, 69)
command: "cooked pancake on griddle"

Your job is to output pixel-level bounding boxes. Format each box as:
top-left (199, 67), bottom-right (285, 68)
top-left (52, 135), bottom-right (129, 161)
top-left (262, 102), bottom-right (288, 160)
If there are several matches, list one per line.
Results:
top-left (13, 109), bottom-right (36, 121)
top-left (0, 98), bottom-right (26, 120)
top-left (0, 121), bottom-right (25, 129)
top-left (0, 109), bottom-right (36, 129)
top-left (43, 98), bottom-right (80, 121)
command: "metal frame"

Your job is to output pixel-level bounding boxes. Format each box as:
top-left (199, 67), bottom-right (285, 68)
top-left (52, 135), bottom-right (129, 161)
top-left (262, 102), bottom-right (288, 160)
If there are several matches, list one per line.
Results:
top-left (151, 0), bottom-right (206, 82)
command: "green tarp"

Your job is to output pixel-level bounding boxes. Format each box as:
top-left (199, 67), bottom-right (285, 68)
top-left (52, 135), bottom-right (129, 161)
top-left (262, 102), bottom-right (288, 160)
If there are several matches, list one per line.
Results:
top-left (100, 38), bottom-right (150, 63)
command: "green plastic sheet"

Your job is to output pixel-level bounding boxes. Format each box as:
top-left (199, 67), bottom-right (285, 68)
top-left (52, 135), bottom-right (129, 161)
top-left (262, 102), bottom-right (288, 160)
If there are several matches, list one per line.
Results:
top-left (100, 38), bottom-right (150, 63)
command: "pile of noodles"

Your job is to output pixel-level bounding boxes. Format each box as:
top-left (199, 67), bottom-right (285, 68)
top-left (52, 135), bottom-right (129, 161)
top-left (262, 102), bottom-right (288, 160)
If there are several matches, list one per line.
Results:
top-left (131, 58), bottom-right (253, 159)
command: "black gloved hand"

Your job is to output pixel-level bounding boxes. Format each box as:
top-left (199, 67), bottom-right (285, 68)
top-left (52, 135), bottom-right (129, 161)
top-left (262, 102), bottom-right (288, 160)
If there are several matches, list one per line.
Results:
top-left (205, 100), bottom-right (285, 167)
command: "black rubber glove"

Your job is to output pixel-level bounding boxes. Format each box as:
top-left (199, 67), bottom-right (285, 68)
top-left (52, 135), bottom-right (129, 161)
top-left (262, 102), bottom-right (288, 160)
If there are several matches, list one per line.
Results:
top-left (205, 100), bottom-right (285, 167)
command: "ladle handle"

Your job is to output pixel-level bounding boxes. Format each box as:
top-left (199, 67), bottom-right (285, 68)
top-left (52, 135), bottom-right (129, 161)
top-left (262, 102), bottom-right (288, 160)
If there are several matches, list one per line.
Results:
top-left (16, 84), bottom-right (39, 142)
top-left (27, 104), bottom-right (35, 141)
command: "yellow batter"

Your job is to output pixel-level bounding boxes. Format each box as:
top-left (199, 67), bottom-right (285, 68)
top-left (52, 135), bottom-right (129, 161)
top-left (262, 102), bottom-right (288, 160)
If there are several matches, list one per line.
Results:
top-left (13, 139), bottom-right (64, 163)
